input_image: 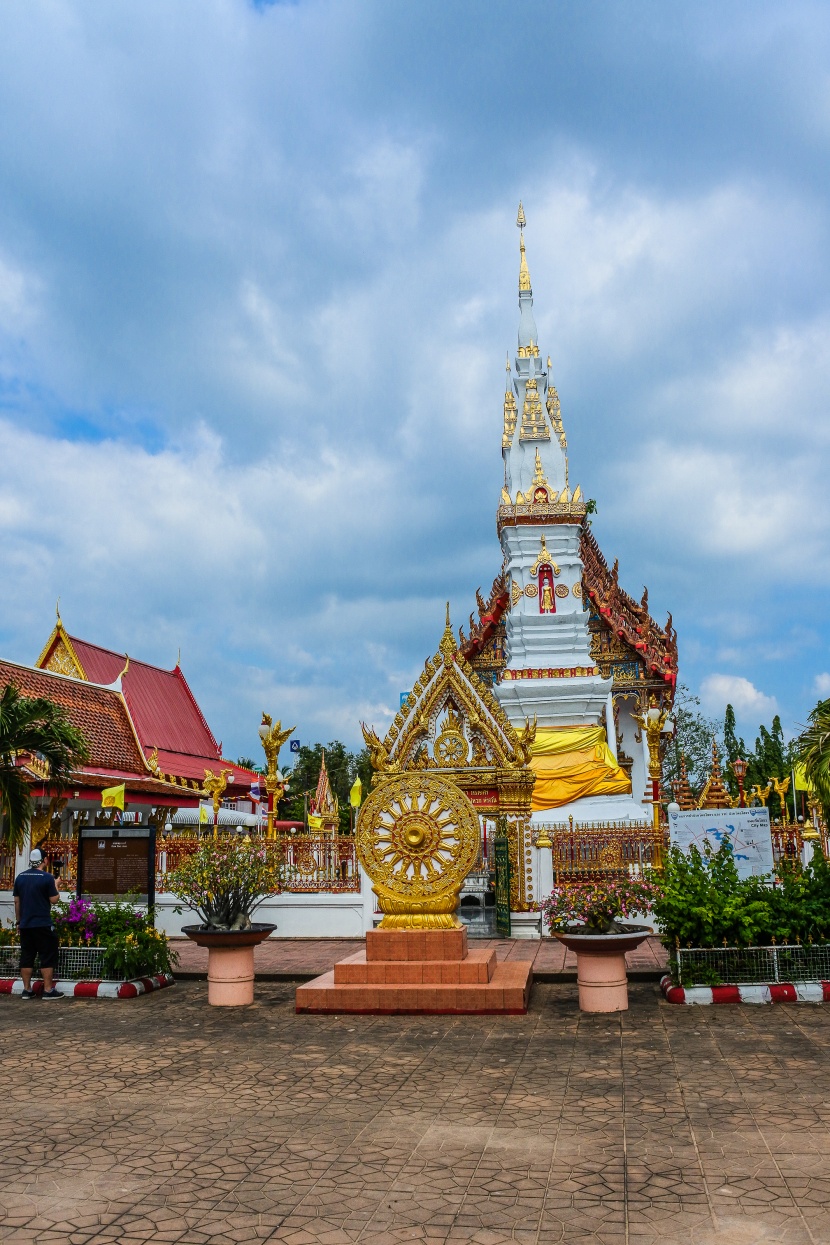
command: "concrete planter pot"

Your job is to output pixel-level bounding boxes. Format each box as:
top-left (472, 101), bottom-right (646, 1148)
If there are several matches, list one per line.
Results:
top-left (182, 924), bottom-right (276, 1006)
top-left (554, 926), bottom-right (652, 1013)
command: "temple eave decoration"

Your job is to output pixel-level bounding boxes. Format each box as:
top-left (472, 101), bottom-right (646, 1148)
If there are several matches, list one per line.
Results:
top-left (580, 524), bottom-right (677, 694)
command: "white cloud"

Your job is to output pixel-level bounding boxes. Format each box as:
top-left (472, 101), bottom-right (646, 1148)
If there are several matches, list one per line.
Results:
top-left (699, 674), bottom-right (778, 720)
top-left (814, 673), bottom-right (830, 697)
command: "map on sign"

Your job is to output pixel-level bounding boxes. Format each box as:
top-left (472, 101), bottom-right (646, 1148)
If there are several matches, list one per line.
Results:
top-left (668, 807), bottom-right (774, 879)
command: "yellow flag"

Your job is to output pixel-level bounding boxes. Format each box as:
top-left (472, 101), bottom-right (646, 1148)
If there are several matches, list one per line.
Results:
top-left (101, 783), bottom-right (125, 810)
top-left (199, 803), bottom-right (209, 824)
top-left (794, 763), bottom-right (812, 792)
top-left (349, 777), bottom-right (362, 808)
top-left (307, 813), bottom-right (323, 830)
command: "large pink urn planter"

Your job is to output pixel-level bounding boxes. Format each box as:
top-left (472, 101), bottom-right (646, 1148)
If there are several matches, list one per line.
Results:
top-left (554, 927), bottom-right (652, 1013)
top-left (182, 924), bottom-right (276, 1006)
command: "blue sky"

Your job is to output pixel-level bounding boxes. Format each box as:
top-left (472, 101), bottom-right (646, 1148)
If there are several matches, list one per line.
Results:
top-left (1, 0), bottom-right (830, 758)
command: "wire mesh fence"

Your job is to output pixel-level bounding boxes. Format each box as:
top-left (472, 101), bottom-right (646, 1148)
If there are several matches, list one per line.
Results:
top-left (675, 944), bottom-right (830, 987)
top-left (0, 945), bottom-right (107, 980)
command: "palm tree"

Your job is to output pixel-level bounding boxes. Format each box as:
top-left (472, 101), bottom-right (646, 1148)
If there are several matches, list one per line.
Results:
top-left (794, 698), bottom-right (830, 809)
top-left (0, 682), bottom-right (90, 850)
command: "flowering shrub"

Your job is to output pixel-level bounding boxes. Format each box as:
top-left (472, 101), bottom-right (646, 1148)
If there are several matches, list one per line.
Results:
top-left (56, 896), bottom-right (99, 945)
top-left (54, 895), bottom-right (176, 978)
top-left (539, 874), bottom-right (662, 935)
top-left (165, 836), bottom-right (281, 930)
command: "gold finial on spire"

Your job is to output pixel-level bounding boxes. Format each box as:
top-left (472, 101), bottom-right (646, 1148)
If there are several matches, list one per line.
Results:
top-left (532, 448), bottom-right (546, 486)
top-left (517, 201), bottom-right (531, 292)
top-left (547, 355), bottom-right (552, 369)
top-left (439, 602), bottom-right (457, 661)
top-left (518, 235), bottom-right (531, 293)
top-left (505, 352), bottom-right (511, 373)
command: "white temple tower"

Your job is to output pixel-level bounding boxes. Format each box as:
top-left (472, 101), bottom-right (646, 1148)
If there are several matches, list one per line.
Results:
top-left (492, 207), bottom-right (662, 825)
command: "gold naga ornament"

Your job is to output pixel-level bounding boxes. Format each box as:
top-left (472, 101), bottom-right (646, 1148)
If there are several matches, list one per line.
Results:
top-left (355, 773), bottom-right (481, 929)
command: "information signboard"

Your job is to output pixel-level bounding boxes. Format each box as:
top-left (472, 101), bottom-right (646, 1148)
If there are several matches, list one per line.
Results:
top-left (78, 828), bottom-right (155, 903)
top-left (667, 807), bottom-right (773, 880)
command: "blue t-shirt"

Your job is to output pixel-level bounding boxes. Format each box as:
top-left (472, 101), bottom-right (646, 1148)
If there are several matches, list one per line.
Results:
top-left (13, 868), bottom-right (59, 929)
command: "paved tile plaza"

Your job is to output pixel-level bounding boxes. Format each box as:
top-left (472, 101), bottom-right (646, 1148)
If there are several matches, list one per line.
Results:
top-left (2, 980), bottom-right (830, 1245)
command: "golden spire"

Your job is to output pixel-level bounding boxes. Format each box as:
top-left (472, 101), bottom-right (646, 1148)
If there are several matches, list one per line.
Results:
top-left (532, 448), bottom-right (547, 486)
top-left (439, 601), bottom-right (457, 660)
top-left (505, 352), bottom-right (511, 374)
top-left (517, 201), bottom-right (531, 292)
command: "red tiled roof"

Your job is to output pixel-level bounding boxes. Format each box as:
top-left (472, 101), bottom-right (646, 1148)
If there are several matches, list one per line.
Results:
top-left (65, 637), bottom-right (222, 760)
top-left (0, 659), bottom-right (147, 777)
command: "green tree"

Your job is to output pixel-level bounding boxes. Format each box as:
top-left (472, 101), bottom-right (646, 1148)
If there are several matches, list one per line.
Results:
top-left (662, 685), bottom-right (720, 798)
top-left (795, 698), bottom-right (830, 821)
top-left (235, 756), bottom-right (264, 774)
top-left (722, 704), bottom-right (747, 800)
top-left (284, 740), bottom-right (367, 833)
top-left (0, 682), bottom-right (91, 850)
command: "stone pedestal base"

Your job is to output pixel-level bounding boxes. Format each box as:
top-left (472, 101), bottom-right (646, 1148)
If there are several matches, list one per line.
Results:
top-left (208, 945), bottom-right (255, 1006)
top-left (296, 928), bottom-right (532, 1014)
top-left (576, 952), bottom-right (628, 1013)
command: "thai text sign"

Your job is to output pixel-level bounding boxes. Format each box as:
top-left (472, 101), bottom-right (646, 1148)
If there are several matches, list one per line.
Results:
top-left (668, 807), bottom-right (774, 880)
top-left (78, 828), bottom-right (155, 902)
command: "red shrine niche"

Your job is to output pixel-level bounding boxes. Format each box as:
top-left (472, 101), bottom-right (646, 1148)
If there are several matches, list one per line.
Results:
top-left (539, 565), bottom-right (556, 614)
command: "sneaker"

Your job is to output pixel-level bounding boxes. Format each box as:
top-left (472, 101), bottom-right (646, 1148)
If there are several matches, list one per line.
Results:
top-left (41, 988), bottom-right (64, 1000)
top-left (20, 989), bottom-right (36, 1000)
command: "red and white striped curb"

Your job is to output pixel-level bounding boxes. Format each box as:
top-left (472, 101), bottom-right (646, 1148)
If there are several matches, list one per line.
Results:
top-left (661, 974), bottom-right (830, 1005)
top-left (0, 973), bottom-right (175, 999)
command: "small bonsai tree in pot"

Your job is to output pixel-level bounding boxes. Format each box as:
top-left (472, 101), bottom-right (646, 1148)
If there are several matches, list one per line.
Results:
top-left (539, 874), bottom-right (662, 1013)
top-left (166, 837), bottom-right (281, 1006)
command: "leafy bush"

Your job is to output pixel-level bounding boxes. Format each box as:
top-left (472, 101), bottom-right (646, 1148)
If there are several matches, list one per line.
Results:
top-left (165, 836), bottom-right (281, 930)
top-left (539, 875), bottom-right (662, 935)
top-left (653, 839), bottom-right (830, 948)
top-left (54, 895), bottom-right (177, 978)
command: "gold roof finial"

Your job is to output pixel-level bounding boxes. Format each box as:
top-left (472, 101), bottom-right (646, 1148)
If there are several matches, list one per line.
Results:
top-left (55, 597), bottom-right (61, 624)
top-left (439, 601), bottom-right (457, 660)
top-left (517, 201), bottom-right (531, 292)
top-left (117, 655), bottom-right (130, 681)
top-left (505, 352), bottom-right (511, 373)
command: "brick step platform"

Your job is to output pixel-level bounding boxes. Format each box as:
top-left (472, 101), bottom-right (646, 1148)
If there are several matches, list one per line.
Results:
top-left (296, 927), bottom-right (532, 1014)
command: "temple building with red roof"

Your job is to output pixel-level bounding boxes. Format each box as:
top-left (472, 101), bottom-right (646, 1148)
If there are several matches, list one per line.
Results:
top-left (34, 614), bottom-right (258, 800)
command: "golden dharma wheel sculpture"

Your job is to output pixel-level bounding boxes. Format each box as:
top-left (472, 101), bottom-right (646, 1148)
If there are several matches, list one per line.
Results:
top-left (355, 773), bottom-right (481, 929)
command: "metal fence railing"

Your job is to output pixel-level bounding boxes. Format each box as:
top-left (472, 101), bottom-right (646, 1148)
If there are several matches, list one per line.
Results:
top-left (154, 834), bottom-right (360, 894)
top-left (675, 944), bottom-right (830, 987)
top-left (532, 823), bottom-right (665, 883)
top-left (0, 945), bottom-right (107, 981)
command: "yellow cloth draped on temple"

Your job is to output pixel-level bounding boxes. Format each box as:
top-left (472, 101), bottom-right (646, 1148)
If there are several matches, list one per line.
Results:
top-left (530, 726), bottom-right (631, 812)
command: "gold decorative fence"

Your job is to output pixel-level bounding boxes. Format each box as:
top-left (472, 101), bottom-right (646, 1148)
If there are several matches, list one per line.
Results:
top-left (533, 822), bottom-right (665, 884)
top-left (153, 833), bottom-right (360, 895)
top-left (279, 835), bottom-right (360, 893)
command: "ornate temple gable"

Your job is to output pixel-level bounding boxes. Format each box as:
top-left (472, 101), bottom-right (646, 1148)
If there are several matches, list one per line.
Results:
top-left (36, 619), bottom-right (87, 681)
top-left (581, 524), bottom-right (677, 699)
top-left (362, 608), bottom-right (536, 814)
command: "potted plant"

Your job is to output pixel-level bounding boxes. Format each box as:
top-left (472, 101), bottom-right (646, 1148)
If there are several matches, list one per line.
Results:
top-left (539, 875), bottom-right (661, 1012)
top-left (165, 836), bottom-right (281, 1006)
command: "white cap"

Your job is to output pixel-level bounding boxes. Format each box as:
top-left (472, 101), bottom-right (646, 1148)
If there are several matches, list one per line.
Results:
top-left (29, 849), bottom-right (43, 864)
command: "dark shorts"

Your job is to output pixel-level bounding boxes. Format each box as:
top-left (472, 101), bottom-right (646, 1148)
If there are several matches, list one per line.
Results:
top-left (19, 926), bottom-right (59, 970)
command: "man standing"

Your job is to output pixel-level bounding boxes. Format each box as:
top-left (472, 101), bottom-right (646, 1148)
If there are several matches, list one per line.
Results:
top-left (13, 848), bottom-right (64, 999)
